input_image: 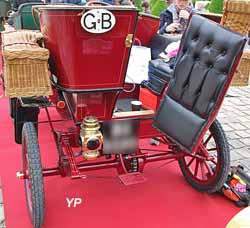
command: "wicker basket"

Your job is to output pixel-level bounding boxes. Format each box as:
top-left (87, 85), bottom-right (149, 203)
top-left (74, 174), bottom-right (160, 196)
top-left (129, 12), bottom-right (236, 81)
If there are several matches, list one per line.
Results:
top-left (1, 30), bottom-right (52, 98)
top-left (221, 0), bottom-right (250, 35)
top-left (231, 50), bottom-right (250, 86)
top-left (220, 0), bottom-right (250, 86)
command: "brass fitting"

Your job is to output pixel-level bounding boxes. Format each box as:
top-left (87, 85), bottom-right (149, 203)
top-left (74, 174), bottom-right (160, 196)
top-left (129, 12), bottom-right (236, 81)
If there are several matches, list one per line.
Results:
top-left (80, 116), bottom-right (103, 160)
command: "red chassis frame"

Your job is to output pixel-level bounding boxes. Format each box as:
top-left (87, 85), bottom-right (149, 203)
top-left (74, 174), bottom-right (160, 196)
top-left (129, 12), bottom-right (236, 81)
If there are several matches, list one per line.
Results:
top-left (18, 87), bottom-right (185, 180)
top-left (17, 77), bottom-right (217, 182)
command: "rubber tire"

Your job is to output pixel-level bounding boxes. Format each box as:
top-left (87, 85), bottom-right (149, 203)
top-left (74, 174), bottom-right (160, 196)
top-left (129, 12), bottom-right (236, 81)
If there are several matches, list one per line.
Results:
top-left (178, 119), bottom-right (230, 193)
top-left (22, 122), bottom-right (45, 228)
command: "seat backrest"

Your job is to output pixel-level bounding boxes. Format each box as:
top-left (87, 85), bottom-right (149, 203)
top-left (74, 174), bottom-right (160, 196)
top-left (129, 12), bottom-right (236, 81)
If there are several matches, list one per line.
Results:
top-left (14, 2), bottom-right (43, 29)
top-left (153, 14), bottom-right (246, 153)
top-left (13, 0), bottom-right (42, 11)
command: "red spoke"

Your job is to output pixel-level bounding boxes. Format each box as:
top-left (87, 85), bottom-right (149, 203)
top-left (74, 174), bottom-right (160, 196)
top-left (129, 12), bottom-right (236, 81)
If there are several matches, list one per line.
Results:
top-left (211, 159), bottom-right (217, 165)
top-left (203, 161), bottom-right (214, 177)
top-left (194, 160), bottom-right (199, 177)
top-left (181, 124), bottom-right (222, 185)
top-left (200, 162), bottom-right (207, 180)
top-left (203, 133), bottom-right (212, 146)
top-left (199, 144), bottom-right (209, 158)
top-left (187, 156), bottom-right (195, 167)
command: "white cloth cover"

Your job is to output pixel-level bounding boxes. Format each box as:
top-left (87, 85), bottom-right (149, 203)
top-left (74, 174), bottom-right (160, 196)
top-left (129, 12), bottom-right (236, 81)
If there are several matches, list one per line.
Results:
top-left (125, 45), bottom-right (151, 84)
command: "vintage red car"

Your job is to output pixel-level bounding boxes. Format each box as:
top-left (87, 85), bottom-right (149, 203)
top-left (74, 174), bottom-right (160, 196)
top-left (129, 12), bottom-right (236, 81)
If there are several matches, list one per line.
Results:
top-left (0, 4), bottom-right (246, 228)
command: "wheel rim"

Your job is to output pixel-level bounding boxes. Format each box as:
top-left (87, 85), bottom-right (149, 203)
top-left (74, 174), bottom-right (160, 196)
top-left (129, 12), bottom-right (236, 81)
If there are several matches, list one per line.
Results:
top-left (181, 130), bottom-right (220, 185)
top-left (23, 137), bottom-right (33, 217)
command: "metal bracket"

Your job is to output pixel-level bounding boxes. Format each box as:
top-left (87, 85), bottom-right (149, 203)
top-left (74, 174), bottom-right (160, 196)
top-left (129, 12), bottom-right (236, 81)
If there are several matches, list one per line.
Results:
top-left (62, 137), bottom-right (86, 179)
top-left (125, 34), bottom-right (133, 48)
top-left (19, 96), bottom-right (51, 108)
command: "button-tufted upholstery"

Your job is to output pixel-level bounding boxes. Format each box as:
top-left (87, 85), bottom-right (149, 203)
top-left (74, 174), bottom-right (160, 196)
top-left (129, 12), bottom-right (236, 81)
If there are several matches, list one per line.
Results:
top-left (153, 15), bottom-right (246, 153)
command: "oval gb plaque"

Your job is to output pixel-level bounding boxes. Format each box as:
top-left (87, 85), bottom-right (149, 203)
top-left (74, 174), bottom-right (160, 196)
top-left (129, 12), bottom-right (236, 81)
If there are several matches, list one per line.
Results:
top-left (81, 9), bottom-right (116, 34)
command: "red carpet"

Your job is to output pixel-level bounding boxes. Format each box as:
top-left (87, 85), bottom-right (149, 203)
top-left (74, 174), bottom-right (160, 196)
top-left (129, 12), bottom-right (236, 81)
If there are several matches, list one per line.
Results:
top-left (0, 55), bottom-right (240, 228)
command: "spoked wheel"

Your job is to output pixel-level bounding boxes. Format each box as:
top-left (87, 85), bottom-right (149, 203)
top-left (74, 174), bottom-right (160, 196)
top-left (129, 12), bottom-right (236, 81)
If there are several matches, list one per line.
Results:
top-left (22, 122), bottom-right (45, 228)
top-left (178, 119), bottom-right (230, 193)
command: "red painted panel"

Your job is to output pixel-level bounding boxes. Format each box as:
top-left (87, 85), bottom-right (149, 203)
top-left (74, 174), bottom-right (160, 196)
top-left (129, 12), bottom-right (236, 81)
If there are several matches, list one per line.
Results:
top-left (134, 13), bottom-right (160, 46)
top-left (66, 91), bottom-right (119, 121)
top-left (139, 87), bottom-right (162, 111)
top-left (39, 7), bottom-right (138, 90)
top-left (139, 119), bottom-right (163, 138)
top-left (119, 83), bottom-right (140, 99)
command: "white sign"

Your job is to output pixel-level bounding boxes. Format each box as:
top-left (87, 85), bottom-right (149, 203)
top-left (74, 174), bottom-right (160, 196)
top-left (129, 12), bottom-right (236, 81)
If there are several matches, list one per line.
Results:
top-left (81, 9), bottom-right (116, 34)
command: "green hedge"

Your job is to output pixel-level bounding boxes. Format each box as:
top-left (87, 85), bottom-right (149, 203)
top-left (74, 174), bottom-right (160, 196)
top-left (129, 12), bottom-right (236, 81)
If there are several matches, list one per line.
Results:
top-left (150, 0), bottom-right (168, 17)
top-left (134, 0), bottom-right (142, 11)
top-left (207, 0), bottom-right (223, 14)
top-left (150, 0), bottom-right (167, 16)
top-left (134, 0), bottom-right (167, 17)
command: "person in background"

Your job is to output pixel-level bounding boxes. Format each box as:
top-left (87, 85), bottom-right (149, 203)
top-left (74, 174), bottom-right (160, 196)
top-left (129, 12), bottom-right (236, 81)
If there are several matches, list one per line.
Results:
top-left (141, 1), bottom-right (150, 14)
top-left (159, 0), bottom-right (194, 34)
top-left (115, 0), bottom-right (132, 5)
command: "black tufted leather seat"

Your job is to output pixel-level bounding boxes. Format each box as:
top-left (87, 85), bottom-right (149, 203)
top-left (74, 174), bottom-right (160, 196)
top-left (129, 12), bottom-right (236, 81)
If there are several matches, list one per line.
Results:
top-left (142, 33), bottom-right (180, 95)
top-left (153, 15), bottom-right (246, 153)
top-left (141, 59), bottom-right (174, 95)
